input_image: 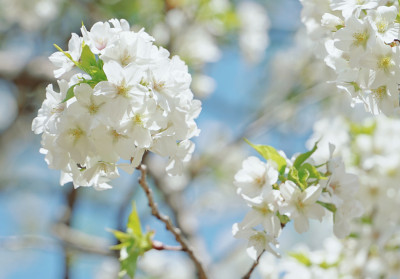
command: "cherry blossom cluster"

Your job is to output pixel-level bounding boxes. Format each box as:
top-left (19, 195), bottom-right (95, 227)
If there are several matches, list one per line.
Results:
top-left (232, 141), bottom-right (362, 259)
top-left (32, 19), bottom-right (201, 190)
top-left (308, 115), bottom-right (400, 277)
top-left (300, 0), bottom-right (400, 115)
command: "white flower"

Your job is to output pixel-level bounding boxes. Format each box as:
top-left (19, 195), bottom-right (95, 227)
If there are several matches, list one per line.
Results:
top-left (368, 6), bottom-right (400, 43)
top-left (334, 16), bottom-right (375, 67)
top-left (32, 80), bottom-right (69, 134)
top-left (239, 190), bottom-right (282, 237)
top-left (49, 33), bottom-right (83, 78)
top-left (333, 199), bottom-right (363, 238)
top-left (322, 158), bottom-right (359, 207)
top-left (361, 39), bottom-right (400, 88)
top-left (234, 156), bottom-right (279, 199)
top-left (279, 181), bottom-right (325, 234)
top-left (232, 224), bottom-right (280, 259)
top-left (100, 29), bottom-right (155, 67)
top-left (165, 140), bottom-right (195, 176)
top-left (67, 83), bottom-right (108, 129)
top-left (321, 13), bottom-right (344, 31)
top-left (81, 21), bottom-right (115, 55)
top-left (330, 0), bottom-right (379, 19)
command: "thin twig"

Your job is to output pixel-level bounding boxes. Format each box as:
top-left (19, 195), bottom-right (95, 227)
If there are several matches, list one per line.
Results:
top-left (137, 164), bottom-right (208, 279)
top-left (152, 240), bottom-right (183, 251)
top-left (242, 250), bottom-right (265, 279)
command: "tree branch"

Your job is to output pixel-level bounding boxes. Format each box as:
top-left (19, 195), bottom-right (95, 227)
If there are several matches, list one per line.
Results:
top-left (152, 240), bottom-right (183, 251)
top-left (137, 164), bottom-right (208, 279)
top-left (242, 250), bottom-right (265, 279)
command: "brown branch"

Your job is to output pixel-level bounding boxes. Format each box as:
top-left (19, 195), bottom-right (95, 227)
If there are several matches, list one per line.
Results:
top-left (137, 164), bottom-right (208, 279)
top-left (242, 250), bottom-right (265, 279)
top-left (144, 164), bottom-right (190, 239)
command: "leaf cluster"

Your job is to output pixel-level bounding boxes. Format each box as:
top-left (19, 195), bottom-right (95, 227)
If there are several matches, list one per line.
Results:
top-left (245, 139), bottom-right (326, 191)
top-left (54, 42), bottom-right (107, 103)
top-left (110, 203), bottom-right (154, 279)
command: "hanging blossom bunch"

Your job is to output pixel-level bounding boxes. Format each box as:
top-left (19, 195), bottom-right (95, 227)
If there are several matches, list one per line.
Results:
top-left (300, 0), bottom-right (400, 115)
top-left (32, 19), bottom-right (201, 190)
top-left (307, 115), bottom-right (400, 277)
top-left (232, 140), bottom-right (363, 260)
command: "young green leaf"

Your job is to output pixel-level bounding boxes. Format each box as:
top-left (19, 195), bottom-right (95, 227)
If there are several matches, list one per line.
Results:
top-left (109, 202), bottom-right (154, 279)
top-left (119, 244), bottom-right (141, 279)
top-left (80, 44), bottom-right (97, 71)
top-left (62, 84), bottom-right (78, 103)
top-left (127, 202), bottom-right (142, 237)
top-left (244, 138), bottom-right (287, 174)
top-left (316, 201), bottom-right (336, 213)
top-left (293, 142), bottom-right (318, 169)
top-left (288, 167), bottom-right (305, 190)
top-left (299, 163), bottom-right (327, 180)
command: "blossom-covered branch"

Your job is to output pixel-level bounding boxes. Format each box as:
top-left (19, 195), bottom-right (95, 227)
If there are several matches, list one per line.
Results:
top-left (233, 140), bottom-right (363, 263)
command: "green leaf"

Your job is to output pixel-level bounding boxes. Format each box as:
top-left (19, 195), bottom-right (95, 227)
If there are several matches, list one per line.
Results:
top-left (54, 43), bottom-right (107, 92)
top-left (109, 229), bottom-right (131, 242)
top-left (78, 45), bottom-right (107, 83)
top-left (109, 202), bottom-right (154, 279)
top-left (299, 163), bottom-right (327, 180)
top-left (288, 252), bottom-right (312, 267)
top-left (293, 142), bottom-right (318, 169)
top-left (79, 44), bottom-right (97, 72)
top-left (119, 243), bottom-right (141, 279)
top-left (244, 138), bottom-right (287, 174)
top-left (316, 201), bottom-right (336, 213)
top-left (288, 167), bottom-right (305, 190)
top-left (110, 242), bottom-right (128, 251)
top-left (127, 202), bottom-right (142, 237)
top-left (298, 167), bottom-right (310, 186)
top-left (62, 84), bottom-right (79, 103)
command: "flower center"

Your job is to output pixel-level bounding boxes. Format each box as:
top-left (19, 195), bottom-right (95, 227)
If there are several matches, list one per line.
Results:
top-left (376, 20), bottom-right (388, 33)
top-left (372, 86), bottom-right (387, 100)
top-left (68, 127), bottom-right (84, 143)
top-left (133, 114), bottom-right (143, 125)
top-left (255, 176), bottom-right (266, 187)
top-left (153, 79), bottom-right (165, 92)
top-left (352, 32), bottom-right (368, 47)
top-left (120, 49), bottom-right (133, 67)
top-left (111, 130), bottom-right (124, 143)
top-left (377, 56), bottom-right (391, 71)
top-left (88, 103), bottom-right (100, 114)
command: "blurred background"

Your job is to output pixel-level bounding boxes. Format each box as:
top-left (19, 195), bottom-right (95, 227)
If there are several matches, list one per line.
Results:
top-left (0, 0), bottom-right (342, 278)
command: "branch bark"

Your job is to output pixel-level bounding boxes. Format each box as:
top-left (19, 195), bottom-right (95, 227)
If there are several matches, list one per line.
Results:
top-left (137, 164), bottom-right (208, 279)
top-left (242, 250), bottom-right (265, 279)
